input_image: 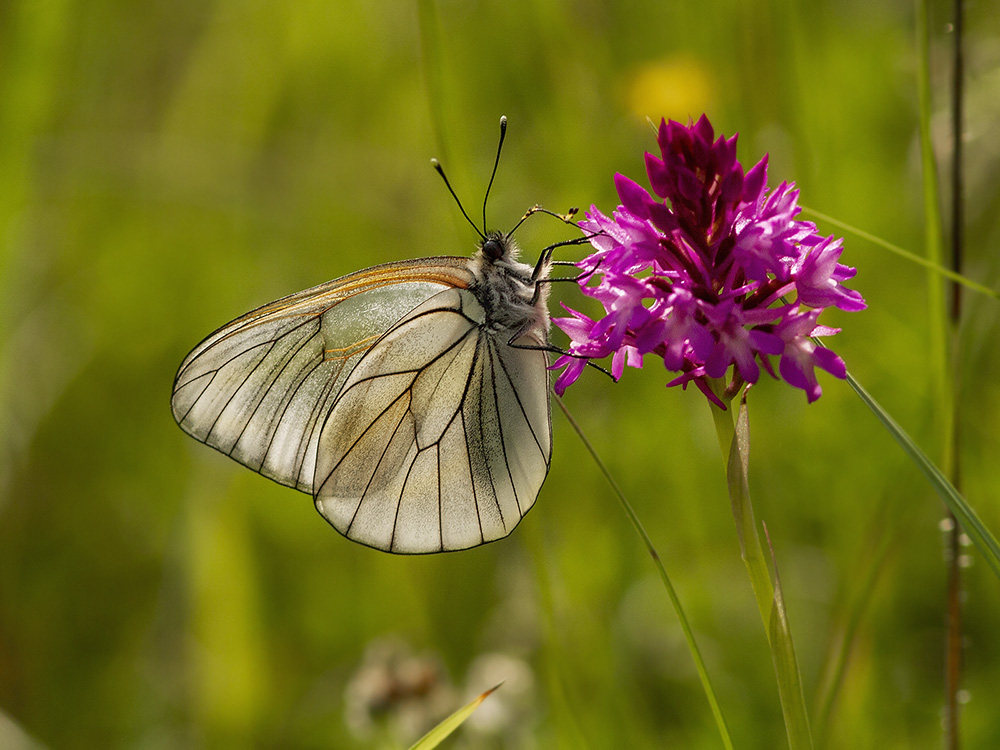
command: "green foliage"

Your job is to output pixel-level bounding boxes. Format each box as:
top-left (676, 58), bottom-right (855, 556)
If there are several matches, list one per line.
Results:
top-left (407, 685), bottom-right (499, 750)
top-left (2, 0), bottom-right (999, 748)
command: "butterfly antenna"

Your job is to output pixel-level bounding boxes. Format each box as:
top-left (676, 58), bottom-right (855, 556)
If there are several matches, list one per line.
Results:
top-left (431, 158), bottom-right (485, 241)
top-left (482, 115), bottom-right (507, 233)
top-left (508, 204), bottom-right (580, 238)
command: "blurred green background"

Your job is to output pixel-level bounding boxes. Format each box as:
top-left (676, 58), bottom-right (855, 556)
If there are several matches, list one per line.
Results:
top-left (2, 0), bottom-right (999, 747)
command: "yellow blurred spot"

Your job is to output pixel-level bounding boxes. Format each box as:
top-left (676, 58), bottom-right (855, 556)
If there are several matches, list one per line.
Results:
top-left (625, 57), bottom-right (716, 123)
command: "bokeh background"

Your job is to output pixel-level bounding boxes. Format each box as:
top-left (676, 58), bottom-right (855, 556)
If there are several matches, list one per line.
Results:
top-left (2, 0), bottom-right (999, 747)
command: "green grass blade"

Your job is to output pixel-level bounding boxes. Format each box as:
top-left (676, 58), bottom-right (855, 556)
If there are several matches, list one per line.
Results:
top-left (406, 684), bottom-right (500, 750)
top-left (799, 208), bottom-right (997, 301)
top-left (846, 371), bottom-right (1000, 580)
top-left (811, 504), bottom-right (894, 743)
top-left (914, 0), bottom-right (951, 421)
top-left (416, 0), bottom-right (450, 164)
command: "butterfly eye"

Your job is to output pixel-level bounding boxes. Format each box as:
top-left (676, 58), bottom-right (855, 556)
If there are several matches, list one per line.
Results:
top-left (482, 237), bottom-right (505, 261)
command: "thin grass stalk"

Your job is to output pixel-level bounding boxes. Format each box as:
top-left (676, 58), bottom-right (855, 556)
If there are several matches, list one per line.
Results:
top-left (811, 500), bottom-right (894, 744)
top-left (916, 0), bottom-right (965, 741)
top-left (944, 0), bottom-right (967, 745)
top-left (523, 504), bottom-right (598, 750)
top-left (556, 397), bottom-right (734, 750)
top-left (415, 0), bottom-right (450, 164)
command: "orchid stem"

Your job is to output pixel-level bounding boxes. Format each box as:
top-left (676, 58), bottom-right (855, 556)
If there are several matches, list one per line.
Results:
top-left (708, 383), bottom-right (813, 750)
top-left (709, 394), bottom-right (774, 623)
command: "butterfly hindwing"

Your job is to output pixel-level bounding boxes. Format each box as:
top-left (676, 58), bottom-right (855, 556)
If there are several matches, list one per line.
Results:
top-left (313, 288), bottom-right (551, 553)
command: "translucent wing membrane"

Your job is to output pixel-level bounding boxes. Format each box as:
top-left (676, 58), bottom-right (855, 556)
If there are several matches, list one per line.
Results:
top-left (313, 287), bottom-right (551, 553)
top-left (171, 258), bottom-right (474, 492)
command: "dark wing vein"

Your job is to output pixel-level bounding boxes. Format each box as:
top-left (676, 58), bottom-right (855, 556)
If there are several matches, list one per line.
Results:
top-left (332, 321), bottom-right (485, 545)
top-left (288, 361), bottom-right (347, 487)
top-left (460, 409), bottom-right (484, 545)
top-left (345, 390), bottom-right (414, 537)
top-left (209, 323), bottom-right (318, 447)
top-left (435, 446), bottom-right (443, 551)
top-left (316, 374), bottom-right (418, 490)
top-left (488, 340), bottom-right (521, 515)
top-left (457, 336), bottom-right (487, 544)
top-left (476, 336), bottom-right (505, 528)
top-left (388, 443), bottom-right (432, 553)
top-left (176, 312), bottom-right (321, 398)
top-left (232, 327), bottom-right (323, 461)
top-left (493, 341), bottom-right (549, 458)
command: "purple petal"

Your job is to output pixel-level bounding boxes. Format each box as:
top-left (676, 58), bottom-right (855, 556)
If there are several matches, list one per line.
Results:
top-left (692, 114), bottom-right (715, 144)
top-left (796, 237), bottom-right (867, 311)
top-left (812, 345), bottom-right (846, 379)
top-left (552, 356), bottom-right (588, 395)
top-left (743, 156), bottom-right (769, 202)
top-left (611, 348), bottom-right (629, 379)
top-left (778, 348), bottom-right (823, 403)
top-left (615, 173), bottom-right (652, 220)
top-left (645, 152), bottom-right (671, 200)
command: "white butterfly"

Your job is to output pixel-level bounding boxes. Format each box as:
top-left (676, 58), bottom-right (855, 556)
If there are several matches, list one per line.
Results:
top-left (172, 124), bottom-right (560, 554)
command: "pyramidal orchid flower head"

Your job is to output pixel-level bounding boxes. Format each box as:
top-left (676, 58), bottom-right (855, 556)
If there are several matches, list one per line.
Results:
top-left (553, 115), bottom-right (866, 406)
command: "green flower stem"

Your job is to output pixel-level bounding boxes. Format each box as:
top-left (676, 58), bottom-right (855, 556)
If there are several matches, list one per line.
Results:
top-left (709, 385), bottom-right (813, 750)
top-left (709, 394), bottom-right (774, 622)
top-left (556, 397), bottom-right (734, 750)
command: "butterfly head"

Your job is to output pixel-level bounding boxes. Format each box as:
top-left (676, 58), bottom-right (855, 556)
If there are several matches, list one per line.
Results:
top-left (479, 230), bottom-right (515, 262)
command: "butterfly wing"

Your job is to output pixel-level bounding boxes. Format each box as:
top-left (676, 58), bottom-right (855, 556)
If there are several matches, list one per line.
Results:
top-left (170, 258), bottom-right (475, 492)
top-left (313, 287), bottom-right (551, 553)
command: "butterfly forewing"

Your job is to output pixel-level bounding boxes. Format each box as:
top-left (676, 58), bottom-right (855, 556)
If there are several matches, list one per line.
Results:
top-left (171, 258), bottom-right (474, 492)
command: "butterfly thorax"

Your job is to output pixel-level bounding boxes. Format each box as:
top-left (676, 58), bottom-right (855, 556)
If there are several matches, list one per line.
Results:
top-left (469, 232), bottom-right (550, 337)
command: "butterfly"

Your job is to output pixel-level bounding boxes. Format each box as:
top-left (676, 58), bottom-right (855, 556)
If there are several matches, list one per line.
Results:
top-left (171, 118), bottom-right (566, 554)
